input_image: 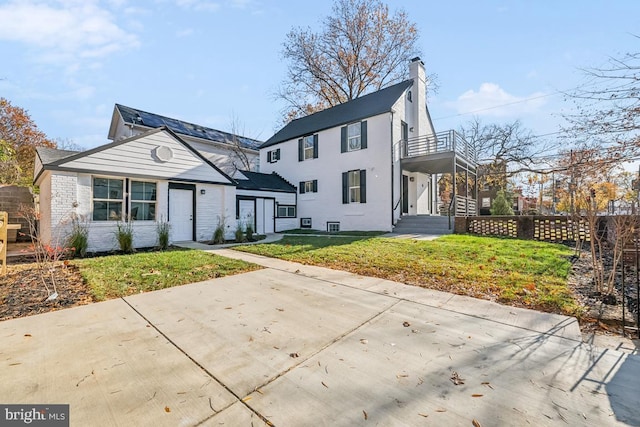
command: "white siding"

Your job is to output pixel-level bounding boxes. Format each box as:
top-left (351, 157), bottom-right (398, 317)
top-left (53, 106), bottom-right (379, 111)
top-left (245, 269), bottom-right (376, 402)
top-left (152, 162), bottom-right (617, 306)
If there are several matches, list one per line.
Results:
top-left (194, 183), bottom-right (234, 242)
top-left (60, 130), bottom-right (233, 184)
top-left (261, 112), bottom-right (394, 232)
top-left (188, 140), bottom-right (259, 176)
top-left (236, 189), bottom-right (297, 232)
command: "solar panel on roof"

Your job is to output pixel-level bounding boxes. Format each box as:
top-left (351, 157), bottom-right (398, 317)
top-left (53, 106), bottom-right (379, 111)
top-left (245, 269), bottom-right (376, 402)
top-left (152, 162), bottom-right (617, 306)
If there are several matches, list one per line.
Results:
top-left (137, 111), bottom-right (166, 128)
top-left (118, 105), bottom-right (263, 150)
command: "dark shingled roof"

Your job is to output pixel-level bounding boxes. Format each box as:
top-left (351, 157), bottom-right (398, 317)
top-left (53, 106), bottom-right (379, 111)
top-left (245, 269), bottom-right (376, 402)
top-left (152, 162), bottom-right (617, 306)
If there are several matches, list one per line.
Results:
top-left (115, 104), bottom-right (263, 150)
top-left (235, 171), bottom-right (296, 193)
top-left (36, 147), bottom-right (80, 165)
top-left (261, 79), bottom-right (413, 148)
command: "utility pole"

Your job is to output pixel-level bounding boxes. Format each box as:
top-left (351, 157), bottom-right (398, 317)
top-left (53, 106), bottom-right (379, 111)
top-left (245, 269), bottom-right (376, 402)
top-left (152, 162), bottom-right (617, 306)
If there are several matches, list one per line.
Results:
top-left (569, 150), bottom-right (575, 215)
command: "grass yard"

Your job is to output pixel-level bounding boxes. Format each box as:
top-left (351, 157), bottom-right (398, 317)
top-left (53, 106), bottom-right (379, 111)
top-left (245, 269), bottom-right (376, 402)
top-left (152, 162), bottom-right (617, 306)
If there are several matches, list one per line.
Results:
top-left (236, 234), bottom-right (580, 316)
top-left (73, 248), bottom-right (261, 301)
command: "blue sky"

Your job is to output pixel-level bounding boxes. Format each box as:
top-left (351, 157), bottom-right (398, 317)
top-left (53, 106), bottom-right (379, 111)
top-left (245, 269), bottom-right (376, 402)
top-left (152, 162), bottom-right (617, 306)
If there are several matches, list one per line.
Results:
top-left (0, 0), bottom-right (638, 150)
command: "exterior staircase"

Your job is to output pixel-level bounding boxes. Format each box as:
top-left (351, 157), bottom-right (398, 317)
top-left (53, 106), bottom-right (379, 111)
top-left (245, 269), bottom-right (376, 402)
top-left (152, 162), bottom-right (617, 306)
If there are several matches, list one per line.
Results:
top-left (392, 215), bottom-right (452, 235)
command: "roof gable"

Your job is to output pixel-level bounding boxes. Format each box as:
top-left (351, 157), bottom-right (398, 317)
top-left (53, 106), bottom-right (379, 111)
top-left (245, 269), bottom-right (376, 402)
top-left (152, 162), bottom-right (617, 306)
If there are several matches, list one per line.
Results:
top-left (38, 128), bottom-right (235, 185)
top-left (262, 79), bottom-right (413, 148)
top-left (113, 104), bottom-right (263, 150)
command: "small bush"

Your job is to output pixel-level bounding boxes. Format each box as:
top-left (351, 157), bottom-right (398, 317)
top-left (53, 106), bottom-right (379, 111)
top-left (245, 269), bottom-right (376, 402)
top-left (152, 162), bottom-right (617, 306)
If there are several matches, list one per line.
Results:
top-left (246, 223), bottom-right (254, 242)
top-left (213, 216), bottom-right (227, 244)
top-left (490, 190), bottom-right (514, 216)
top-left (235, 222), bottom-right (245, 243)
top-left (67, 214), bottom-right (89, 258)
top-left (115, 220), bottom-right (134, 254)
top-left (156, 218), bottom-right (170, 250)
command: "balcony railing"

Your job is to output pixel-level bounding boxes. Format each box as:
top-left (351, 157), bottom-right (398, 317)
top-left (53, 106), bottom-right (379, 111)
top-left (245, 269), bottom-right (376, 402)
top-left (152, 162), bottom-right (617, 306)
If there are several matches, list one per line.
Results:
top-left (402, 130), bottom-right (477, 164)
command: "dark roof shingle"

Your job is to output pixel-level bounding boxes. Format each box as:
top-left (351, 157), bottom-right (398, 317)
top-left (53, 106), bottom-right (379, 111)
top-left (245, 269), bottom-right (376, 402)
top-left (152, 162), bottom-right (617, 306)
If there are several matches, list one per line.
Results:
top-left (235, 171), bottom-right (296, 193)
top-left (261, 79), bottom-right (413, 148)
top-left (36, 147), bottom-right (80, 165)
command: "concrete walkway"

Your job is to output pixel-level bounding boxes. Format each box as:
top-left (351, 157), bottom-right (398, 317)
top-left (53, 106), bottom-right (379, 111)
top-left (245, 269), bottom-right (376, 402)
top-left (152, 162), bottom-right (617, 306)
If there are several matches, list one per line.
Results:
top-left (1, 241), bottom-right (639, 426)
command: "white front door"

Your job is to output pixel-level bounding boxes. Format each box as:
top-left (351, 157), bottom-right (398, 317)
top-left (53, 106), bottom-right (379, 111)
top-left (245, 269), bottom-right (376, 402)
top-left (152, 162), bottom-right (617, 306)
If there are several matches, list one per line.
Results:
top-left (238, 199), bottom-right (255, 230)
top-left (169, 189), bottom-right (193, 241)
top-left (263, 199), bottom-right (274, 234)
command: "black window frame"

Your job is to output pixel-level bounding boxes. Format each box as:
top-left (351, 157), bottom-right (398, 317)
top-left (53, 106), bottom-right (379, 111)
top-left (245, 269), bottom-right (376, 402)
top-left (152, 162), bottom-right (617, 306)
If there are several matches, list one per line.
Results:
top-left (298, 134), bottom-right (319, 161)
top-left (341, 121), bottom-right (367, 153)
top-left (341, 169), bottom-right (367, 204)
top-left (277, 204), bottom-right (297, 218)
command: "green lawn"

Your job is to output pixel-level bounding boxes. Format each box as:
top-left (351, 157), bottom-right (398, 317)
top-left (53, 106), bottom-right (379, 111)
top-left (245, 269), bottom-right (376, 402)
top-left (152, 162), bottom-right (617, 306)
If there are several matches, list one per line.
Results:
top-left (235, 234), bottom-right (580, 316)
top-left (73, 248), bottom-right (260, 301)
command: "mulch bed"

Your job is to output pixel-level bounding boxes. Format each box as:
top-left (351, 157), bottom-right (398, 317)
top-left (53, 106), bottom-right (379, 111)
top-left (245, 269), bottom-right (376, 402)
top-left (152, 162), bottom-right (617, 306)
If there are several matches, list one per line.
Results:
top-left (0, 256), bottom-right (94, 321)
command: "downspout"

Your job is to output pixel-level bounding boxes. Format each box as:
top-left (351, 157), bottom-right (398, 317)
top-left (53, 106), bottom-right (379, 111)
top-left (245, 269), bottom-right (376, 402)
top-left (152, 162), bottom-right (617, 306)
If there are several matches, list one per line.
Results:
top-left (390, 110), bottom-right (395, 230)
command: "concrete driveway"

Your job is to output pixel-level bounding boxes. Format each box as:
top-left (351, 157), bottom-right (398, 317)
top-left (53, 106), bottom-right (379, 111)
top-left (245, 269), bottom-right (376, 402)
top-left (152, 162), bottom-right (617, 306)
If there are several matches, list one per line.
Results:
top-left (1, 246), bottom-right (639, 426)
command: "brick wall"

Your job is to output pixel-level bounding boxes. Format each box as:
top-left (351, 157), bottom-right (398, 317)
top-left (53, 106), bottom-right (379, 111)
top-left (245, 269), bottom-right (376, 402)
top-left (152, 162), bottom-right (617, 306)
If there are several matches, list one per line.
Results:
top-left (0, 185), bottom-right (34, 242)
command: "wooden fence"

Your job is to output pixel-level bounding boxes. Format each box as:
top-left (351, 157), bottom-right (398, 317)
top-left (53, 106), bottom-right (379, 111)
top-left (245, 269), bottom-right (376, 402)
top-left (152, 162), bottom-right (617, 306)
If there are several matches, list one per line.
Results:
top-left (455, 215), bottom-right (591, 243)
top-left (0, 211), bottom-right (7, 275)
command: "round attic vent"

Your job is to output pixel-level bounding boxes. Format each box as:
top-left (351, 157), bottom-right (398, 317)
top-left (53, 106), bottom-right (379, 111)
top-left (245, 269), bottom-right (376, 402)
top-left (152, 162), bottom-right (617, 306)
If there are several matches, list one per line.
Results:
top-left (153, 146), bottom-right (173, 162)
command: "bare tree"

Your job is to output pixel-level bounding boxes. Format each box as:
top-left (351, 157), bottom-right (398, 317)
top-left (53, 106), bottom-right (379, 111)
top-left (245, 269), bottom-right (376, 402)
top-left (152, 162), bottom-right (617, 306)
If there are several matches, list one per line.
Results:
top-left (227, 112), bottom-right (256, 173)
top-left (277, 0), bottom-right (423, 121)
top-left (54, 137), bottom-right (85, 152)
top-left (563, 45), bottom-right (640, 154)
top-left (459, 118), bottom-right (557, 189)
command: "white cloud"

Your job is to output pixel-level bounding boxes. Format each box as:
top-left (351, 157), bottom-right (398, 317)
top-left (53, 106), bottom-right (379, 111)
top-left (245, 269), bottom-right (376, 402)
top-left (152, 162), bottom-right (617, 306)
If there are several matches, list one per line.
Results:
top-left (175, 0), bottom-right (220, 12)
top-left (176, 28), bottom-right (195, 37)
top-left (0, 0), bottom-right (139, 67)
top-left (447, 83), bottom-right (548, 118)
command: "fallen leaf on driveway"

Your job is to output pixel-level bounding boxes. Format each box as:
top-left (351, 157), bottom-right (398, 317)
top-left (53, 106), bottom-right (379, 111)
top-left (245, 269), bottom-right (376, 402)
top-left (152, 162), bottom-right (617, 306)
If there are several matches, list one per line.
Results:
top-left (418, 413), bottom-right (429, 418)
top-left (471, 394), bottom-right (483, 397)
top-left (450, 371), bottom-right (465, 385)
top-left (472, 419), bottom-right (482, 427)
top-left (402, 321), bottom-right (411, 327)
top-left (164, 406), bottom-right (170, 413)
top-left (360, 339), bottom-right (368, 344)
top-left (363, 410), bottom-right (368, 420)
top-left (289, 352), bottom-right (299, 358)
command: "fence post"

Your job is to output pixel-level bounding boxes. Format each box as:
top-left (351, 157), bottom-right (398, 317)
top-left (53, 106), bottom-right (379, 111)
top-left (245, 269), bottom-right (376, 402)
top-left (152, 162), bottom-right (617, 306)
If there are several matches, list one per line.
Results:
top-left (0, 211), bottom-right (7, 275)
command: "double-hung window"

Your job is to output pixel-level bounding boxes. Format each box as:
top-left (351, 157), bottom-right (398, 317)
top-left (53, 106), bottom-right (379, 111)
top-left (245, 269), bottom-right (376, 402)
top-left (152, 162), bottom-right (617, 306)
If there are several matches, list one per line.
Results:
top-left (298, 135), bottom-right (318, 161)
top-left (93, 178), bottom-right (124, 221)
top-left (341, 121), bottom-right (367, 153)
top-left (267, 148), bottom-right (280, 163)
top-left (299, 179), bottom-right (318, 194)
top-left (342, 170), bottom-right (367, 204)
top-left (347, 123), bottom-right (361, 151)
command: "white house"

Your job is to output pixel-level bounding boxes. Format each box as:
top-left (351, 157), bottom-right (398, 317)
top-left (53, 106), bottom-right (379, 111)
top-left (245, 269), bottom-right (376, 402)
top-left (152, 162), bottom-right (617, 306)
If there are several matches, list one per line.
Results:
top-left (259, 58), bottom-right (477, 233)
top-left (35, 125), bottom-right (294, 252)
top-left (34, 59), bottom-right (478, 249)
